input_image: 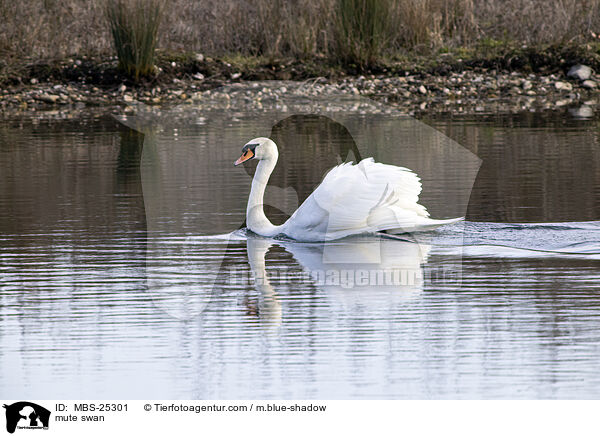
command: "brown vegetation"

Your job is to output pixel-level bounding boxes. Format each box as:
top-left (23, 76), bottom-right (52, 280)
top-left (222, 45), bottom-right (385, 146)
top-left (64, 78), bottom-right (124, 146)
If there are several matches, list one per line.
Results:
top-left (1, 0), bottom-right (600, 75)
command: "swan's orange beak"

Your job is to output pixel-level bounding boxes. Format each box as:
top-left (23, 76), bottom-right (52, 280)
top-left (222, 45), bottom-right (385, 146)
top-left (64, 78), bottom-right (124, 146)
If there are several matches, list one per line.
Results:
top-left (234, 149), bottom-right (254, 166)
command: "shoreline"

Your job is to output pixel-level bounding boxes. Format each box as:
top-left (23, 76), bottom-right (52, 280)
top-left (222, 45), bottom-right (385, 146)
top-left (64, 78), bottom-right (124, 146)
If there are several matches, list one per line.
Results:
top-left (1, 48), bottom-right (599, 117)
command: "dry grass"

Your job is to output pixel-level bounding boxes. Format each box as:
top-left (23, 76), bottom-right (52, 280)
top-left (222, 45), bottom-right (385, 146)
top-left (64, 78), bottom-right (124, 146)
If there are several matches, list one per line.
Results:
top-left (334, 0), bottom-right (394, 67)
top-left (0, 0), bottom-right (108, 59)
top-left (1, 0), bottom-right (600, 69)
top-left (472, 0), bottom-right (600, 45)
top-left (395, 0), bottom-right (478, 47)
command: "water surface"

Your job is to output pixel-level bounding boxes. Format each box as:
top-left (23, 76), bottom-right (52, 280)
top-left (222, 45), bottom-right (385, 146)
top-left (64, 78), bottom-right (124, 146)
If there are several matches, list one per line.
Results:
top-left (0, 108), bottom-right (599, 399)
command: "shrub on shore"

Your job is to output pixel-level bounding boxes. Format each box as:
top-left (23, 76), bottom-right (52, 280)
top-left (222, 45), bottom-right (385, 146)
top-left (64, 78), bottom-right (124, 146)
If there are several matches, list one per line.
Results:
top-left (105, 0), bottom-right (162, 80)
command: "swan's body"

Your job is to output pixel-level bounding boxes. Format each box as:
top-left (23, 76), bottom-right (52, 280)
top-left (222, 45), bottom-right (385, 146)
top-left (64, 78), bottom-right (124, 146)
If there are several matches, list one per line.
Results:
top-left (235, 138), bottom-right (462, 242)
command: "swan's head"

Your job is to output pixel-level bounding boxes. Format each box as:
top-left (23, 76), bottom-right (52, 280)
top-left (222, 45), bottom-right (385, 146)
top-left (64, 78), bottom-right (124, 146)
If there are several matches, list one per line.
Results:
top-left (234, 137), bottom-right (278, 166)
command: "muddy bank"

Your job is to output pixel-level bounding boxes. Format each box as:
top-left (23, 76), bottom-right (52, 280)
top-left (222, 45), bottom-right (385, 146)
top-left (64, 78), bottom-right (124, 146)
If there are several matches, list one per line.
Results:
top-left (1, 49), bottom-right (599, 116)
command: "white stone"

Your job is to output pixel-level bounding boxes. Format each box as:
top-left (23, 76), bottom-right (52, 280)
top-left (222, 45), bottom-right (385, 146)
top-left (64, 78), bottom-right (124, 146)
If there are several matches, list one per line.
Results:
top-left (567, 64), bottom-right (592, 81)
top-left (555, 81), bottom-right (573, 91)
top-left (39, 93), bottom-right (59, 103)
top-left (582, 80), bottom-right (597, 89)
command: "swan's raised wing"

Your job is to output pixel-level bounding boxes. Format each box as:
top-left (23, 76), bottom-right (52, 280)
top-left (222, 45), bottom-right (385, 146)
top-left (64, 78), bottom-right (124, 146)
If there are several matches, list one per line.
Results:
top-left (282, 158), bottom-right (452, 241)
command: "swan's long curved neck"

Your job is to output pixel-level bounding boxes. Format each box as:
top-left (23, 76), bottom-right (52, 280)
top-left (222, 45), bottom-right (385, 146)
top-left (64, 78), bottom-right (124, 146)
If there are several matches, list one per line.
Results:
top-left (247, 156), bottom-right (281, 236)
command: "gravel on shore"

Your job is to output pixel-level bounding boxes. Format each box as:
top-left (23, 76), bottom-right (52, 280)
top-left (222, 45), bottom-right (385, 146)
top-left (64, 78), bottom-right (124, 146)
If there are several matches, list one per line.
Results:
top-left (1, 66), bottom-right (598, 117)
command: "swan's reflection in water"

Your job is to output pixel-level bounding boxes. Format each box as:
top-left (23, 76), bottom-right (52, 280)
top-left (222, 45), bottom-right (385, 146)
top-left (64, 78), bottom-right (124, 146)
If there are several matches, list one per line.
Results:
top-left (246, 238), bottom-right (283, 327)
top-left (143, 233), bottom-right (432, 325)
top-left (246, 235), bottom-right (431, 326)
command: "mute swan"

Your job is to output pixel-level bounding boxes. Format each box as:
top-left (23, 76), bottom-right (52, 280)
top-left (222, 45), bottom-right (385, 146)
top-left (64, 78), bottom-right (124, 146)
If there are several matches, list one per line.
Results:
top-left (235, 137), bottom-right (462, 241)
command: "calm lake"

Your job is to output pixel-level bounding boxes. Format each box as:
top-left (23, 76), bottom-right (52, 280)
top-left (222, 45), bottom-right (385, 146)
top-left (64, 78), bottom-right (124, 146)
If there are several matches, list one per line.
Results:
top-left (1, 100), bottom-right (599, 399)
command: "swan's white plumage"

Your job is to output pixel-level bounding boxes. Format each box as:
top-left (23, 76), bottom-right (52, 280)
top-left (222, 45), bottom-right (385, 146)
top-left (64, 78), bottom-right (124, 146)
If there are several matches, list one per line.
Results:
top-left (281, 158), bottom-right (459, 241)
top-left (237, 138), bottom-right (462, 241)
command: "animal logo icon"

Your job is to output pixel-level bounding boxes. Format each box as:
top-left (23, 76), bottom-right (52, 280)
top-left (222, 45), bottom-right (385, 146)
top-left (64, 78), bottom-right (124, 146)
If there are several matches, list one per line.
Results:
top-left (3, 402), bottom-right (50, 434)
